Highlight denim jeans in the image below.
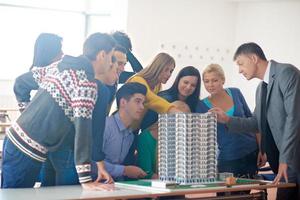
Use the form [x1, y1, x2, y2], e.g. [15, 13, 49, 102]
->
[40, 149, 79, 186]
[217, 150, 258, 196]
[217, 150, 258, 178]
[1, 137, 42, 188]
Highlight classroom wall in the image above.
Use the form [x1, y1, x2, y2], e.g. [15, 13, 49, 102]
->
[232, 1, 300, 107]
[127, 0, 300, 110]
[0, 79, 19, 120]
[127, 0, 237, 97]
[1, 0, 300, 111]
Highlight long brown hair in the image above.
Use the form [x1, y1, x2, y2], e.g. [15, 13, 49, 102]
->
[136, 52, 175, 88]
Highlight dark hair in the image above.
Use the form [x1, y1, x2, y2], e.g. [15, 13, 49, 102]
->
[141, 66, 200, 130]
[162, 66, 201, 112]
[233, 42, 267, 61]
[31, 33, 62, 69]
[116, 82, 147, 108]
[114, 45, 127, 54]
[111, 31, 132, 51]
[83, 32, 116, 61]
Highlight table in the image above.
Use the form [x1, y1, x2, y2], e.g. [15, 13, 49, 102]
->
[0, 185, 160, 200]
[0, 123, 11, 128]
[0, 108, 14, 134]
[0, 108, 16, 154]
[0, 179, 295, 200]
[0, 108, 18, 112]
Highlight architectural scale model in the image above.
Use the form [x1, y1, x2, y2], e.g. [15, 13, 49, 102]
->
[158, 113, 217, 185]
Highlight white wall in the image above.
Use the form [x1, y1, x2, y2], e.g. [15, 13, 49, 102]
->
[233, 1, 300, 107]
[127, 0, 300, 110]
[127, 0, 237, 97]
[1, 0, 300, 110]
[0, 79, 19, 120]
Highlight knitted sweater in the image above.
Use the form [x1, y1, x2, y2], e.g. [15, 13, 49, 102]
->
[8, 55, 97, 183]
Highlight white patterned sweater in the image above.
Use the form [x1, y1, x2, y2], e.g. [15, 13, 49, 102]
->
[7, 55, 97, 183]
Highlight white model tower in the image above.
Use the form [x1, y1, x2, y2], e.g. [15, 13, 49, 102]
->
[158, 113, 217, 184]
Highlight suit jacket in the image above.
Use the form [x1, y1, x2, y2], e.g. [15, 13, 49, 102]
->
[227, 60, 300, 173]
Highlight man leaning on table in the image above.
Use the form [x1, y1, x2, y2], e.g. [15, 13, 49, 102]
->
[210, 42, 300, 200]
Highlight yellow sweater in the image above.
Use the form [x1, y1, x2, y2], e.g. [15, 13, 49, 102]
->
[127, 75, 173, 113]
[126, 75, 174, 130]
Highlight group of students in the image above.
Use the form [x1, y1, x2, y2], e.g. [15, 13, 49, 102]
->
[1, 31, 299, 200]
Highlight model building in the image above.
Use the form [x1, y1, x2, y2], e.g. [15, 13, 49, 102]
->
[158, 113, 217, 185]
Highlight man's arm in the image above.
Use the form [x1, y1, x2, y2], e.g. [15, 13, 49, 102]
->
[119, 71, 135, 84]
[92, 81, 109, 162]
[14, 64, 58, 111]
[72, 81, 98, 185]
[210, 107, 259, 133]
[104, 161, 146, 179]
[73, 117, 93, 184]
[227, 116, 258, 133]
[273, 67, 300, 184]
[74, 107, 114, 190]
[127, 51, 143, 72]
[118, 51, 143, 83]
[103, 161, 125, 179]
[278, 68, 300, 165]
[255, 133, 267, 167]
[102, 130, 146, 179]
[92, 82, 113, 183]
[14, 71, 38, 109]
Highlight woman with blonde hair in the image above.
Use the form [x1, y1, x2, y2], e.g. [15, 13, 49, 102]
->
[196, 64, 266, 183]
[127, 52, 180, 128]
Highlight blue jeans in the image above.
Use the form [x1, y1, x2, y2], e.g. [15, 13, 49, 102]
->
[217, 150, 258, 196]
[40, 149, 79, 186]
[217, 150, 258, 178]
[1, 137, 42, 188]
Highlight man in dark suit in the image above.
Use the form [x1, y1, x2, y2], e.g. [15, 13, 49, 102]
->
[211, 42, 300, 200]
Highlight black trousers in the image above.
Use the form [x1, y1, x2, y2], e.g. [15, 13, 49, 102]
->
[264, 125, 299, 200]
[264, 127, 279, 174]
[276, 167, 300, 200]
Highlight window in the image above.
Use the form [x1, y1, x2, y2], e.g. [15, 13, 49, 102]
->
[0, 5, 84, 79]
[0, 0, 127, 80]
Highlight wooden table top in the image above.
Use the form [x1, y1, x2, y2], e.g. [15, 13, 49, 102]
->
[0, 179, 296, 200]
